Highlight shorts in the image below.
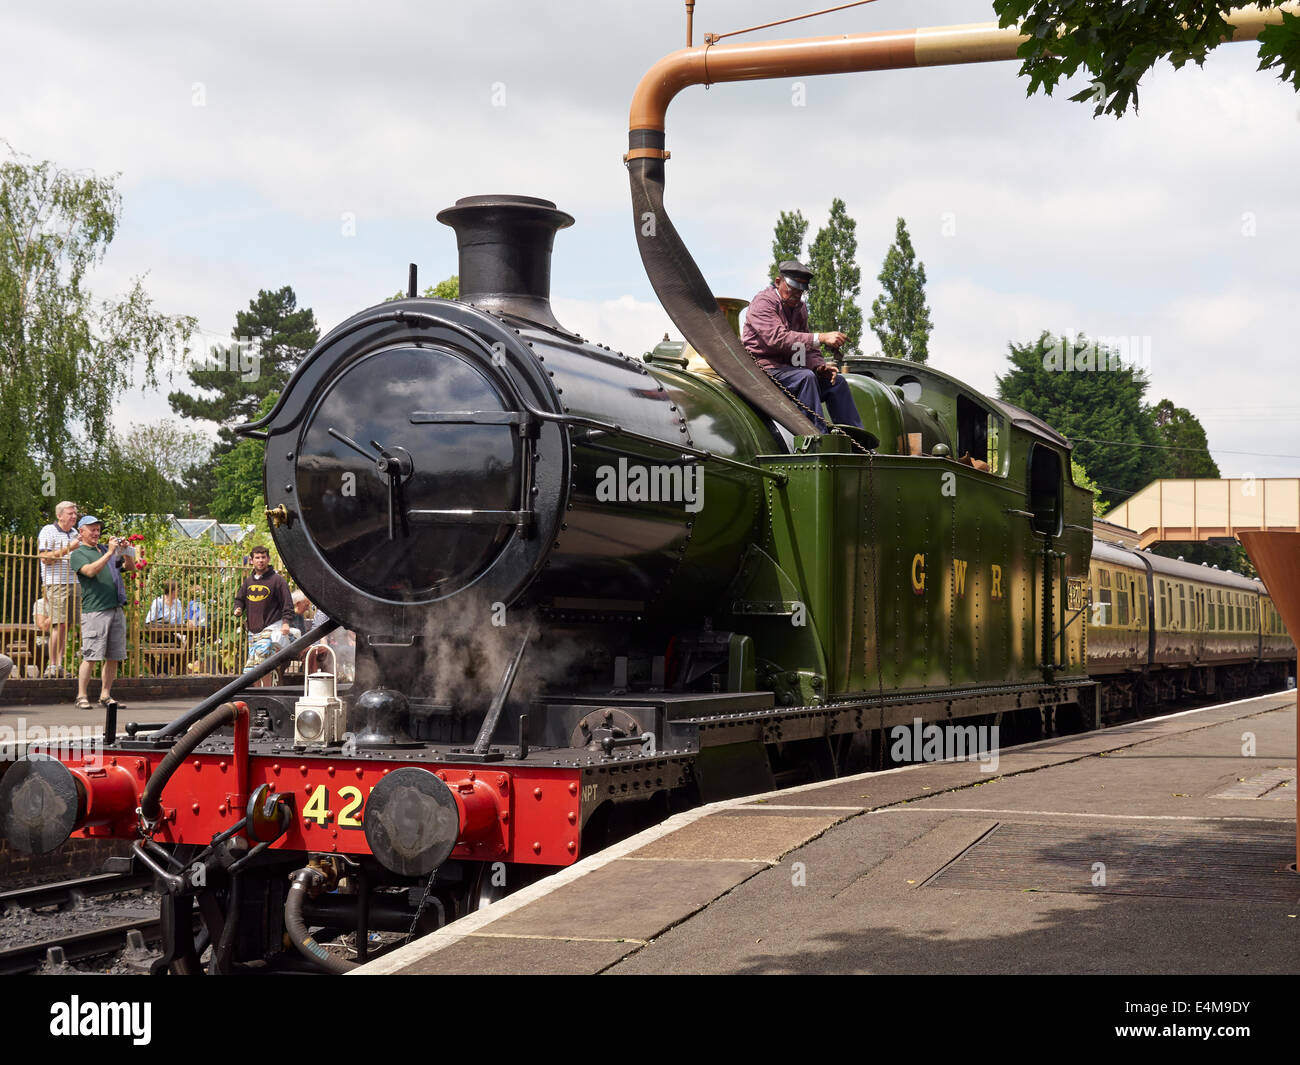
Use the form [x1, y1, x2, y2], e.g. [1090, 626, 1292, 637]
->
[242, 627, 301, 674]
[81, 608, 126, 661]
[44, 583, 80, 623]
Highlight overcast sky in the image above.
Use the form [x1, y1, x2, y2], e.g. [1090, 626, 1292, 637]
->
[4, 0, 1298, 485]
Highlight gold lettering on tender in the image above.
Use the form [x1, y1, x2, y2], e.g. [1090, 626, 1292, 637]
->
[991, 564, 1003, 600]
[911, 553, 926, 595]
[953, 558, 968, 596]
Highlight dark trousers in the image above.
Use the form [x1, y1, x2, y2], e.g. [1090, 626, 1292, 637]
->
[766, 366, 864, 433]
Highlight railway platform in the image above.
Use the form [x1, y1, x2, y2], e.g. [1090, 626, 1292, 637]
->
[358, 690, 1299, 976]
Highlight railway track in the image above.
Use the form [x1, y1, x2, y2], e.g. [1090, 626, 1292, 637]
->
[0, 871, 160, 975]
[0, 916, 164, 976]
[0, 872, 153, 913]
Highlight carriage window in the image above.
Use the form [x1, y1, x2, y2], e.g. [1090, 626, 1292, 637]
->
[1218, 590, 1225, 630]
[1178, 585, 1187, 629]
[1117, 582, 1129, 626]
[1158, 580, 1166, 628]
[1134, 580, 1145, 624]
[1095, 570, 1112, 625]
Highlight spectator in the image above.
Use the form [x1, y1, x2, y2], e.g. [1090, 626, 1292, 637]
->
[233, 545, 294, 688]
[145, 580, 185, 624]
[36, 500, 81, 677]
[68, 516, 128, 712]
[185, 584, 207, 627]
[33, 596, 51, 662]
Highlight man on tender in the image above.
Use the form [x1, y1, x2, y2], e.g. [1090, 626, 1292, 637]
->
[742, 260, 863, 433]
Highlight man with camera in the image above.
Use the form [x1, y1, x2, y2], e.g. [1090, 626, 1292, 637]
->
[68, 516, 129, 712]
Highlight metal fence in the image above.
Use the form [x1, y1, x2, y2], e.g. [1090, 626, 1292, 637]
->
[0, 533, 249, 679]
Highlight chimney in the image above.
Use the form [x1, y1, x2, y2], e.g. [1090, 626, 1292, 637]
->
[435, 194, 574, 331]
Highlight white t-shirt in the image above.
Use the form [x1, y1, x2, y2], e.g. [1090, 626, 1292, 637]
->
[37, 523, 78, 585]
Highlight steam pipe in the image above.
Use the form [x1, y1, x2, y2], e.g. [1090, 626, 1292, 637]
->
[626, 7, 1294, 438]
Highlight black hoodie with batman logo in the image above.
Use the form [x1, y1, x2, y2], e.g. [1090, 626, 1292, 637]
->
[233, 565, 294, 633]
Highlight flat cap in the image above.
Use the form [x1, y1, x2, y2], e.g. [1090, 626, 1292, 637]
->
[778, 259, 812, 290]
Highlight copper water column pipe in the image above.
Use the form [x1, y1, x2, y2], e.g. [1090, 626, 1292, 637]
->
[625, 6, 1296, 437]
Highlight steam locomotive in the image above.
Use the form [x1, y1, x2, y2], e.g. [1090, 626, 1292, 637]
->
[0, 193, 1291, 974]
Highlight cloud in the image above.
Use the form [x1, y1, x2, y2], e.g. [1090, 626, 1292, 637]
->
[3, 0, 1294, 483]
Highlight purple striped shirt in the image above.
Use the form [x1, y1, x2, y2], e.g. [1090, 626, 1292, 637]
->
[742, 283, 827, 371]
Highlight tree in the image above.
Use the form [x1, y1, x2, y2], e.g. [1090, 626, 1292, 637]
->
[869, 217, 933, 363]
[992, 1, 1300, 118]
[211, 437, 267, 522]
[211, 393, 276, 522]
[59, 440, 172, 519]
[768, 210, 809, 281]
[1071, 456, 1107, 517]
[57, 428, 195, 520]
[0, 144, 193, 533]
[122, 424, 212, 484]
[1151, 399, 1220, 479]
[807, 198, 864, 354]
[427, 275, 458, 300]
[169, 286, 318, 453]
[388, 275, 459, 301]
[996, 331, 1165, 508]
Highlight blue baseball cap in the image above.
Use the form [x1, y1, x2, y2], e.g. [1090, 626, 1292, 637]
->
[76, 515, 102, 528]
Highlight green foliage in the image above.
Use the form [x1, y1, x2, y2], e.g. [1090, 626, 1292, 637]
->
[768, 211, 809, 282]
[428, 275, 459, 300]
[168, 286, 317, 452]
[123, 423, 211, 483]
[211, 438, 266, 522]
[60, 438, 180, 519]
[807, 198, 864, 354]
[0, 143, 193, 533]
[992, 1, 1300, 118]
[387, 275, 459, 301]
[1070, 456, 1107, 517]
[996, 331, 1165, 507]
[869, 217, 933, 363]
[211, 392, 275, 522]
[1151, 399, 1220, 479]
